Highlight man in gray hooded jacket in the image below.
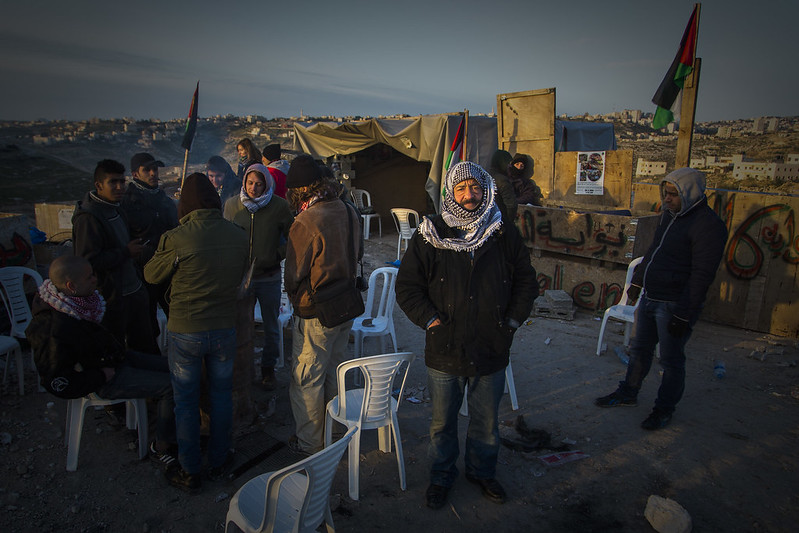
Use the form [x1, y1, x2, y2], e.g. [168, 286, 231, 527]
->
[595, 167, 727, 430]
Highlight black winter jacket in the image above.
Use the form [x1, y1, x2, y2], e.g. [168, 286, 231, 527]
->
[396, 215, 537, 376]
[26, 298, 125, 399]
[631, 170, 727, 322]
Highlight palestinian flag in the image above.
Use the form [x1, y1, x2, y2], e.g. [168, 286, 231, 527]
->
[651, 6, 698, 130]
[445, 114, 464, 171]
[181, 82, 199, 151]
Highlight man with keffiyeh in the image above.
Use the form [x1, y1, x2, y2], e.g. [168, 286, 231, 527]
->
[396, 161, 537, 510]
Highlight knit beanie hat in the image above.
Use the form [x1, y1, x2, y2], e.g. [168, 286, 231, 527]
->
[490, 149, 512, 171]
[286, 155, 322, 189]
[178, 173, 222, 219]
[262, 143, 281, 161]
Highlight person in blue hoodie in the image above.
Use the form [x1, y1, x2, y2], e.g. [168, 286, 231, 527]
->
[595, 167, 728, 430]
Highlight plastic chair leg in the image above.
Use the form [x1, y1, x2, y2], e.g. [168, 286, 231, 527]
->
[391, 414, 407, 491]
[506, 361, 518, 411]
[377, 425, 391, 453]
[596, 314, 610, 355]
[348, 429, 362, 500]
[66, 398, 87, 471]
[362, 216, 371, 240]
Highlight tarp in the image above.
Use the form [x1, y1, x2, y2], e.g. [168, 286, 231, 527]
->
[555, 120, 617, 152]
[293, 114, 498, 211]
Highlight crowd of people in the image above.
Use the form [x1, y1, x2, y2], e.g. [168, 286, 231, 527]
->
[25, 139, 725, 509]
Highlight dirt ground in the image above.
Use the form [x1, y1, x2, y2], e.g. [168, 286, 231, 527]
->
[2, 233, 798, 533]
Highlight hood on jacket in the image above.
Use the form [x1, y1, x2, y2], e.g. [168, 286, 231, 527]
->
[178, 173, 222, 219]
[661, 167, 706, 216]
[490, 149, 512, 172]
[268, 159, 291, 175]
[244, 163, 275, 192]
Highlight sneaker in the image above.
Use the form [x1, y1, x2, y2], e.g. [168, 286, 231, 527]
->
[594, 391, 638, 408]
[641, 407, 672, 430]
[165, 466, 201, 494]
[149, 441, 178, 470]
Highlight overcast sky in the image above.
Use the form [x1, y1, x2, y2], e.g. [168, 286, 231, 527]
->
[0, 0, 795, 123]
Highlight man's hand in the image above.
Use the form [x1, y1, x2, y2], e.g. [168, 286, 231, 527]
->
[126, 238, 147, 257]
[667, 315, 689, 337]
[626, 284, 641, 304]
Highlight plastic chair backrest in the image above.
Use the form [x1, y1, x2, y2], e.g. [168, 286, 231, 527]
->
[259, 426, 356, 532]
[361, 267, 397, 322]
[618, 257, 644, 307]
[390, 208, 419, 238]
[335, 352, 414, 424]
[0, 267, 44, 338]
[350, 188, 373, 210]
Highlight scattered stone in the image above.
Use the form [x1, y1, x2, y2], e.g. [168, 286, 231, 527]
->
[16, 465, 27, 475]
[748, 350, 766, 362]
[214, 492, 228, 503]
[0, 432, 12, 445]
[645, 495, 692, 533]
[544, 337, 552, 345]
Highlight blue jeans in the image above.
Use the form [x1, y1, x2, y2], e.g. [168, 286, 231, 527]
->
[252, 274, 281, 372]
[620, 295, 695, 412]
[167, 328, 236, 474]
[97, 350, 175, 445]
[427, 367, 506, 487]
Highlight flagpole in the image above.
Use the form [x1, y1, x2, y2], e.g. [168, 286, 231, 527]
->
[463, 109, 469, 161]
[179, 149, 189, 194]
[675, 3, 701, 168]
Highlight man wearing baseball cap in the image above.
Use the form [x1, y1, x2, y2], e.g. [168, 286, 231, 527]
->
[122, 152, 178, 342]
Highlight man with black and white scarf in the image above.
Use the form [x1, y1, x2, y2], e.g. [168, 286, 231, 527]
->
[396, 161, 537, 510]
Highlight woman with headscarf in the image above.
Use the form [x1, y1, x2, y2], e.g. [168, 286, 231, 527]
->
[223, 164, 294, 390]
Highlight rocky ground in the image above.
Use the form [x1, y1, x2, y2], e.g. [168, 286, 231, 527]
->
[2, 234, 799, 533]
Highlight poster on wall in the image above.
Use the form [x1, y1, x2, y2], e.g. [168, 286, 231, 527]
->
[576, 151, 605, 195]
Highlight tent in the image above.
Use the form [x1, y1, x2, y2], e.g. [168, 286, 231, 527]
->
[293, 114, 498, 212]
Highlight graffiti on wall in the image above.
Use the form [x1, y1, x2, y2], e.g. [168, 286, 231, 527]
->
[725, 202, 799, 279]
[535, 264, 625, 312]
[0, 232, 33, 267]
[519, 208, 629, 259]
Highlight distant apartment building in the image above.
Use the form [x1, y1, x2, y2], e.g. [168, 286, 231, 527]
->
[690, 157, 706, 168]
[752, 117, 767, 133]
[766, 117, 778, 132]
[787, 154, 799, 164]
[32, 135, 52, 145]
[733, 161, 799, 181]
[636, 159, 667, 177]
[716, 126, 732, 138]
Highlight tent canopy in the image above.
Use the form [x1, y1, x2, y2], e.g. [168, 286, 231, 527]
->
[554, 120, 617, 152]
[293, 114, 498, 211]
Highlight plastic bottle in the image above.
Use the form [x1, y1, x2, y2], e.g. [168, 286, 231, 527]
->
[713, 361, 726, 379]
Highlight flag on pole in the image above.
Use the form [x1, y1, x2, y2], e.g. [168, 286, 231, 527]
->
[651, 6, 698, 130]
[445, 114, 465, 171]
[181, 82, 199, 151]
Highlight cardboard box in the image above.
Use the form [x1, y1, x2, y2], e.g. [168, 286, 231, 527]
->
[34, 202, 75, 243]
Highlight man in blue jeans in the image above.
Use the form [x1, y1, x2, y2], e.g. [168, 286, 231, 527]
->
[145, 173, 248, 493]
[396, 162, 536, 509]
[595, 167, 727, 430]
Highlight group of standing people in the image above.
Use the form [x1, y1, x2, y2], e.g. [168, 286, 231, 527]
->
[27, 137, 725, 509]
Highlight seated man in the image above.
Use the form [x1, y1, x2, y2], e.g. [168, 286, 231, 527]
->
[26, 255, 177, 468]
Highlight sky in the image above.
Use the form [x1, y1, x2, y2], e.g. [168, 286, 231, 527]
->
[0, 0, 796, 123]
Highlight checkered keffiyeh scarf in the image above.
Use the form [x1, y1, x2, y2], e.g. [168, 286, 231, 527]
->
[38, 279, 106, 323]
[419, 161, 503, 252]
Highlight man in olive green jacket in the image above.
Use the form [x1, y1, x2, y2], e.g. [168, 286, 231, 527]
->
[144, 173, 248, 494]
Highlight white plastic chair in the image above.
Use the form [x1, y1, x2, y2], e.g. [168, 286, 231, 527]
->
[225, 426, 357, 533]
[350, 267, 398, 361]
[390, 208, 419, 261]
[64, 394, 148, 471]
[0, 266, 45, 393]
[596, 257, 644, 356]
[324, 352, 415, 501]
[1, 335, 24, 395]
[350, 188, 382, 240]
[156, 306, 168, 352]
[459, 360, 518, 416]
